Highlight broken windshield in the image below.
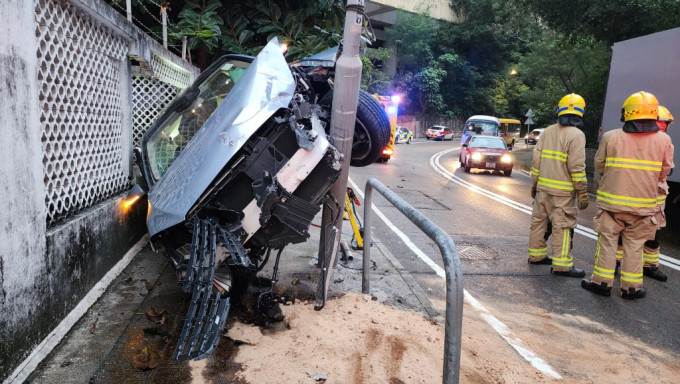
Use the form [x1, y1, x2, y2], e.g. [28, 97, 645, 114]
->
[145, 59, 250, 180]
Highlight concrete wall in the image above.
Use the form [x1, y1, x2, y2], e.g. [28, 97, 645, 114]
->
[0, 1, 49, 377]
[0, 0, 197, 380]
[367, 0, 460, 22]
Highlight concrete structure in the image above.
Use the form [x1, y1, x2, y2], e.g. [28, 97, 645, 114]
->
[0, 0, 197, 380]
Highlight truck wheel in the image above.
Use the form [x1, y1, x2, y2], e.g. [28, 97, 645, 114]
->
[319, 89, 390, 167]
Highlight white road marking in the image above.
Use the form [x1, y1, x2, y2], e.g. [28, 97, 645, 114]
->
[347, 177, 562, 379]
[432, 147, 680, 271]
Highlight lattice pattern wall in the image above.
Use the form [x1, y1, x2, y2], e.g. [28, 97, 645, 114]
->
[150, 53, 194, 89]
[131, 75, 179, 147]
[36, 0, 129, 226]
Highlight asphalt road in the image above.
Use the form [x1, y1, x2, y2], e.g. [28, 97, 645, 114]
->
[347, 139, 680, 356]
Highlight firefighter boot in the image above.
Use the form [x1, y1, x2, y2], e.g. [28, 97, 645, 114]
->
[621, 287, 646, 300]
[643, 266, 667, 282]
[581, 279, 612, 297]
[528, 257, 552, 265]
[551, 267, 585, 278]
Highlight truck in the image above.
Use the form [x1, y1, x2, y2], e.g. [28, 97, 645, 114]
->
[601, 27, 680, 204]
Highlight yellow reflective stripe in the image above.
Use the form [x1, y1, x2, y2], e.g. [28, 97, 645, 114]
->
[621, 271, 643, 283]
[531, 167, 539, 176]
[643, 252, 659, 263]
[541, 154, 567, 162]
[607, 157, 662, 166]
[538, 177, 574, 191]
[616, 249, 623, 261]
[529, 248, 547, 256]
[605, 157, 662, 171]
[596, 190, 657, 208]
[594, 266, 615, 279]
[553, 229, 573, 266]
[657, 195, 667, 205]
[593, 235, 615, 280]
[571, 172, 586, 181]
[541, 149, 568, 162]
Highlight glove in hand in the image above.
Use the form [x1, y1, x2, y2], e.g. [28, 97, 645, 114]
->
[577, 189, 589, 210]
[531, 183, 537, 199]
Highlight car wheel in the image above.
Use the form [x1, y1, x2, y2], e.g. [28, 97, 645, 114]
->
[503, 169, 512, 177]
[426, 137, 431, 140]
[320, 89, 390, 167]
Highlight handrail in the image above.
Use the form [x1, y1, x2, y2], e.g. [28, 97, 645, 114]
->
[362, 178, 463, 384]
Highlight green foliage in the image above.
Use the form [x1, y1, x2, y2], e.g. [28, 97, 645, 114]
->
[218, 0, 344, 60]
[523, 0, 680, 45]
[174, 0, 223, 52]
[361, 47, 391, 94]
[518, 34, 610, 137]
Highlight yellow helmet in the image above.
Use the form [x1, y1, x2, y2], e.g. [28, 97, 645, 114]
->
[557, 93, 586, 117]
[658, 105, 674, 122]
[621, 91, 659, 121]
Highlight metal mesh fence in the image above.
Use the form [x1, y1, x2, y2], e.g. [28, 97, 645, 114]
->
[131, 74, 179, 147]
[36, 0, 129, 227]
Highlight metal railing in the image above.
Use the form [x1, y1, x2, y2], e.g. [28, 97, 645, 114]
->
[362, 178, 464, 384]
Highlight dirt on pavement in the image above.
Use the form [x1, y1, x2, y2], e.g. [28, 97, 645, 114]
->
[223, 293, 680, 384]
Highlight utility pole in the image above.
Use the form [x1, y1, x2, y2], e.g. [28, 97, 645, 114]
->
[315, 0, 364, 309]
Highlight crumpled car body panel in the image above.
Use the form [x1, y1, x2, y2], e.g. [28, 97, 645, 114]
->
[145, 40, 295, 237]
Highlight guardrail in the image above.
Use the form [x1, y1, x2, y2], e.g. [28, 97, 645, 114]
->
[362, 178, 464, 384]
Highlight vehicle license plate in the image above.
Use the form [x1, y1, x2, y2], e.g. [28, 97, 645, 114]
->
[486, 162, 496, 168]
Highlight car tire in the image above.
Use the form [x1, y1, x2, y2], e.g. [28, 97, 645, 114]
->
[426, 137, 431, 140]
[319, 89, 390, 167]
[503, 169, 512, 177]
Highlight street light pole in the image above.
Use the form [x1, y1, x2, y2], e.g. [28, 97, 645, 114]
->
[315, 0, 364, 309]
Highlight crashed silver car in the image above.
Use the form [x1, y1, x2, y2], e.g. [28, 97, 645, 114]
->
[134, 39, 389, 361]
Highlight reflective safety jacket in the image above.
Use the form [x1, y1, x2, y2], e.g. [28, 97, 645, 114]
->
[531, 123, 587, 197]
[595, 129, 674, 215]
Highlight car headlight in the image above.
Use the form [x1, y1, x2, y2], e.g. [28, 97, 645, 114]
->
[471, 152, 482, 161]
[501, 154, 512, 163]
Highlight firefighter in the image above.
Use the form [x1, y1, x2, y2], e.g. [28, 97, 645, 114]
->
[613, 105, 674, 282]
[582, 92, 674, 299]
[528, 93, 589, 278]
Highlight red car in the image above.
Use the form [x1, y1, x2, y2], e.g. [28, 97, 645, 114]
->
[460, 135, 514, 176]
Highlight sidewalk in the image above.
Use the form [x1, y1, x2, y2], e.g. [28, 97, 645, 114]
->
[25, 219, 441, 383]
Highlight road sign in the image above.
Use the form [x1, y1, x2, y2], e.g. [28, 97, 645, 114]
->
[525, 117, 534, 125]
[525, 109, 534, 117]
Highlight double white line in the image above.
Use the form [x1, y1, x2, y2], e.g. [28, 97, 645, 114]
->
[431, 147, 680, 271]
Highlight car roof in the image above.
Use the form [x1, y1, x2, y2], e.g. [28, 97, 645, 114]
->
[430, 125, 446, 129]
[466, 115, 500, 124]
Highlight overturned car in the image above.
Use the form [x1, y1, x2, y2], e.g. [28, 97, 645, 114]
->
[134, 40, 389, 361]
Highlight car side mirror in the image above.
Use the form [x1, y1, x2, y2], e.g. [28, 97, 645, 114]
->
[462, 143, 468, 147]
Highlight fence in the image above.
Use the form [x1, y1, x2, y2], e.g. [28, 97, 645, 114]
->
[1, 0, 198, 380]
[362, 178, 464, 384]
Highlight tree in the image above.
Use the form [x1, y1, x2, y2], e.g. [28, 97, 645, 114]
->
[105, 0, 346, 69]
[523, 0, 680, 45]
[517, 34, 610, 143]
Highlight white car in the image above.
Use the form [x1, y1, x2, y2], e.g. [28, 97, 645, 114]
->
[425, 125, 454, 140]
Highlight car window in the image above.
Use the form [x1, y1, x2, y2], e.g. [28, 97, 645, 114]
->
[530, 130, 542, 135]
[465, 121, 497, 135]
[469, 137, 506, 149]
[145, 59, 250, 180]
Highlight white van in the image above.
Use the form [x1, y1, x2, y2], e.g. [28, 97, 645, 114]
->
[461, 115, 500, 146]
